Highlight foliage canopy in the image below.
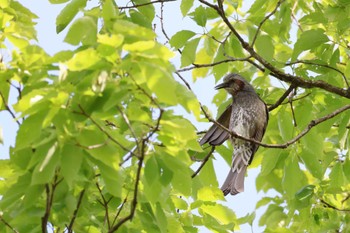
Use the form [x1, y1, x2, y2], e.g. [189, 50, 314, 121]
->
[1, 0, 350, 232]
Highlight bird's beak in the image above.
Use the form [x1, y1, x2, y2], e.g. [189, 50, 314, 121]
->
[215, 82, 229, 90]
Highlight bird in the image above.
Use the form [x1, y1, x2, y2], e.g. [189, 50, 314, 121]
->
[200, 73, 269, 196]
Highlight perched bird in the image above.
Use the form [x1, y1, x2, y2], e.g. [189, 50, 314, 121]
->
[200, 74, 269, 196]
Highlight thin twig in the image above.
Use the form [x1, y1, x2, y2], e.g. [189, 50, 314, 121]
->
[204, 104, 350, 149]
[96, 182, 112, 229]
[251, 0, 285, 47]
[0, 91, 20, 125]
[119, 146, 138, 166]
[177, 57, 251, 73]
[191, 146, 216, 178]
[0, 215, 18, 233]
[199, 0, 350, 99]
[41, 174, 61, 233]
[288, 88, 297, 127]
[117, 106, 140, 155]
[268, 84, 296, 111]
[109, 102, 163, 232]
[320, 199, 350, 212]
[112, 194, 129, 227]
[108, 141, 145, 233]
[76, 105, 137, 158]
[67, 189, 85, 233]
[159, 2, 171, 42]
[285, 60, 349, 88]
[291, 1, 303, 32]
[118, 0, 176, 10]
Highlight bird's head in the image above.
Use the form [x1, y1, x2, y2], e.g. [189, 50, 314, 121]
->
[215, 73, 255, 95]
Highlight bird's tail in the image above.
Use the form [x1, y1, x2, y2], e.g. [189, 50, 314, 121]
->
[221, 145, 251, 195]
[221, 165, 247, 196]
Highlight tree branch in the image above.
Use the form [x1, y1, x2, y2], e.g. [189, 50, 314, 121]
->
[251, 0, 285, 47]
[117, 106, 141, 155]
[109, 102, 163, 232]
[41, 174, 62, 233]
[191, 146, 216, 178]
[0, 91, 21, 126]
[67, 189, 85, 233]
[285, 60, 350, 88]
[0, 215, 18, 233]
[320, 198, 350, 212]
[176, 57, 251, 73]
[268, 84, 296, 111]
[108, 141, 145, 233]
[76, 105, 137, 158]
[118, 0, 176, 10]
[199, 0, 350, 99]
[96, 182, 112, 229]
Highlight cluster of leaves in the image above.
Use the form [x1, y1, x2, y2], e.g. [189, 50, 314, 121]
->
[1, 0, 350, 232]
[172, 0, 350, 232]
[0, 0, 236, 232]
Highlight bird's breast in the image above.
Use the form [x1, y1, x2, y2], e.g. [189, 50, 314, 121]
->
[230, 107, 254, 138]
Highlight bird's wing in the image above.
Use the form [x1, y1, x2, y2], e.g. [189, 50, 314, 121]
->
[251, 102, 269, 155]
[199, 104, 232, 146]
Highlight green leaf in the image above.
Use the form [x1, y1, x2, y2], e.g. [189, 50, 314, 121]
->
[282, 155, 305, 199]
[199, 203, 237, 226]
[277, 107, 294, 141]
[32, 142, 60, 185]
[155, 202, 168, 233]
[292, 29, 329, 60]
[56, 0, 87, 33]
[102, 0, 117, 23]
[259, 204, 286, 228]
[295, 185, 315, 201]
[64, 16, 97, 45]
[66, 48, 100, 71]
[300, 131, 324, 179]
[97, 33, 124, 47]
[169, 30, 196, 49]
[60, 145, 84, 188]
[0, 0, 9, 8]
[197, 186, 224, 201]
[95, 160, 123, 197]
[191, 5, 207, 27]
[144, 155, 159, 185]
[159, 151, 192, 196]
[181, 38, 200, 67]
[260, 149, 282, 176]
[132, 0, 155, 21]
[0, 173, 31, 209]
[328, 162, 346, 192]
[181, 0, 194, 16]
[255, 35, 274, 62]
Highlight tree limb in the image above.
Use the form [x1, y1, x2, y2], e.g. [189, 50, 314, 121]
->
[67, 189, 85, 233]
[320, 198, 350, 212]
[109, 104, 163, 232]
[76, 105, 137, 158]
[0, 215, 18, 233]
[285, 60, 349, 87]
[206, 104, 350, 149]
[41, 174, 62, 233]
[191, 146, 216, 178]
[199, 0, 350, 99]
[268, 84, 296, 111]
[251, 0, 285, 47]
[0, 91, 21, 126]
[118, 0, 176, 10]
